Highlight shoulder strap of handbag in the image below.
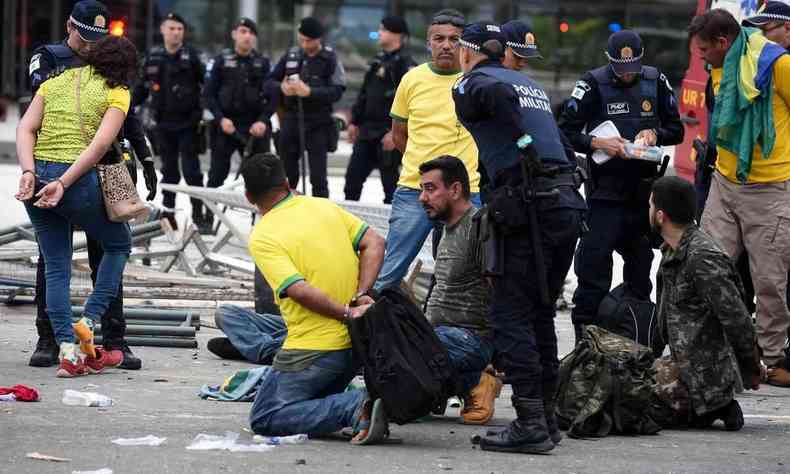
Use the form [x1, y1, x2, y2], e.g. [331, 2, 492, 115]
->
[75, 67, 124, 159]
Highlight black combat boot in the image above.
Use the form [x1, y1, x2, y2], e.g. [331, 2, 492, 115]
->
[478, 396, 554, 454]
[691, 400, 743, 431]
[101, 312, 141, 370]
[29, 319, 59, 367]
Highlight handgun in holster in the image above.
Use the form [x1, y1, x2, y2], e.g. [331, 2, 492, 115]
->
[472, 206, 504, 277]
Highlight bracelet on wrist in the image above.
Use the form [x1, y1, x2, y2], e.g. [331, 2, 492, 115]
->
[22, 169, 34, 176]
[56, 178, 67, 190]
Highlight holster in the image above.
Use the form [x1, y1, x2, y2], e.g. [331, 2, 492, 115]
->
[472, 206, 504, 277]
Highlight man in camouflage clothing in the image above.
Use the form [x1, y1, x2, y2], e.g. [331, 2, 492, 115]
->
[650, 176, 762, 430]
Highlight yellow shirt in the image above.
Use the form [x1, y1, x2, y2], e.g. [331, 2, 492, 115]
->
[34, 65, 130, 164]
[248, 194, 369, 351]
[711, 55, 790, 183]
[390, 63, 480, 191]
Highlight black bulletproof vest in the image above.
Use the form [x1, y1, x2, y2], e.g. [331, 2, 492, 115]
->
[217, 49, 267, 119]
[466, 66, 568, 179]
[282, 46, 337, 118]
[143, 46, 201, 119]
[586, 66, 661, 199]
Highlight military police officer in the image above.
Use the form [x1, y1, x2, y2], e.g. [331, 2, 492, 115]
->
[268, 17, 346, 198]
[134, 12, 204, 230]
[453, 22, 586, 454]
[558, 30, 683, 342]
[27, 0, 155, 370]
[500, 20, 543, 71]
[204, 18, 273, 232]
[343, 15, 415, 204]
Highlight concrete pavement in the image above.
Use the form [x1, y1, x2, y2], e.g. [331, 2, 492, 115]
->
[1, 303, 789, 474]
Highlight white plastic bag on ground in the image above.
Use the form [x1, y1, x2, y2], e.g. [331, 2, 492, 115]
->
[186, 432, 274, 453]
[111, 435, 166, 446]
[72, 469, 113, 474]
[62, 390, 113, 407]
[252, 434, 308, 445]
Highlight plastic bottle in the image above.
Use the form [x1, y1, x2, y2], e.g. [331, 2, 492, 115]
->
[62, 389, 113, 407]
[624, 142, 662, 163]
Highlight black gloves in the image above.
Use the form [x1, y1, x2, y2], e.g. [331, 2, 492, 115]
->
[141, 158, 157, 201]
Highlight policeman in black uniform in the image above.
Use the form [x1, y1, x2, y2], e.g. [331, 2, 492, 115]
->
[558, 30, 683, 342]
[452, 22, 586, 454]
[268, 17, 346, 198]
[204, 18, 272, 231]
[500, 20, 543, 71]
[134, 12, 205, 230]
[343, 15, 415, 204]
[26, 0, 156, 370]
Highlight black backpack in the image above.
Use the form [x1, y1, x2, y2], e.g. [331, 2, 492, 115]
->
[350, 287, 460, 425]
[597, 283, 666, 357]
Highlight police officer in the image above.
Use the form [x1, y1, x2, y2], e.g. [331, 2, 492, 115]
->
[501, 20, 543, 71]
[453, 22, 586, 454]
[134, 12, 205, 230]
[26, 0, 156, 370]
[343, 15, 415, 204]
[268, 17, 346, 198]
[204, 18, 272, 232]
[558, 30, 683, 342]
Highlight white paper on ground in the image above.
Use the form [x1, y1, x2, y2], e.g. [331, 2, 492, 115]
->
[186, 432, 274, 453]
[72, 469, 113, 474]
[589, 120, 621, 165]
[111, 435, 167, 446]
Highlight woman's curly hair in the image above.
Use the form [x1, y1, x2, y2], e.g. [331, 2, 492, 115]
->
[83, 35, 138, 89]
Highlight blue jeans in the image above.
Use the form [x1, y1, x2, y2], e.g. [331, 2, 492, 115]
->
[215, 304, 287, 363]
[375, 187, 481, 290]
[24, 160, 131, 344]
[434, 326, 494, 396]
[249, 349, 366, 436]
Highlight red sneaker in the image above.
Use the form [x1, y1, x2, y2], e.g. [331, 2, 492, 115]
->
[56, 357, 89, 378]
[84, 347, 124, 374]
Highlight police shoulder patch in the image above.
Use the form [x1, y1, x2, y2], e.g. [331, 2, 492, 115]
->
[571, 80, 590, 100]
[29, 54, 41, 76]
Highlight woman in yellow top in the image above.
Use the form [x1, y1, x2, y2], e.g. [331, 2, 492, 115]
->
[15, 35, 138, 378]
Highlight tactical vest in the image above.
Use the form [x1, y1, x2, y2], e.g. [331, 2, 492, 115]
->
[43, 44, 84, 77]
[588, 65, 660, 141]
[359, 50, 404, 126]
[467, 66, 568, 179]
[282, 46, 338, 118]
[586, 66, 661, 200]
[217, 49, 267, 119]
[143, 46, 201, 119]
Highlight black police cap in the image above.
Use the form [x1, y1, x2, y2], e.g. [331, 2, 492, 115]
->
[606, 30, 643, 75]
[69, 0, 110, 42]
[460, 22, 506, 59]
[381, 15, 409, 35]
[299, 17, 324, 39]
[744, 1, 790, 26]
[501, 20, 542, 59]
[162, 12, 186, 27]
[235, 17, 258, 36]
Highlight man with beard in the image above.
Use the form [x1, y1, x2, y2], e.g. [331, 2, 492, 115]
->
[650, 176, 762, 430]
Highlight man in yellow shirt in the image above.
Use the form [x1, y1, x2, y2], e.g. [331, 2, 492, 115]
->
[375, 9, 480, 290]
[242, 153, 389, 442]
[689, 9, 790, 386]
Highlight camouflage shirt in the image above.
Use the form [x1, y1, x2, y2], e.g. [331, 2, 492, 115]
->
[426, 206, 491, 337]
[657, 226, 759, 415]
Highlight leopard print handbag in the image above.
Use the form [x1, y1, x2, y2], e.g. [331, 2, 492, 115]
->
[76, 69, 147, 222]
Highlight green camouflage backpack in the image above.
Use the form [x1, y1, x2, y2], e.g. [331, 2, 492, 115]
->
[555, 325, 661, 438]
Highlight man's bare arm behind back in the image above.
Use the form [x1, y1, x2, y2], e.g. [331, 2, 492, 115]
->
[391, 119, 408, 154]
[285, 228, 385, 320]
